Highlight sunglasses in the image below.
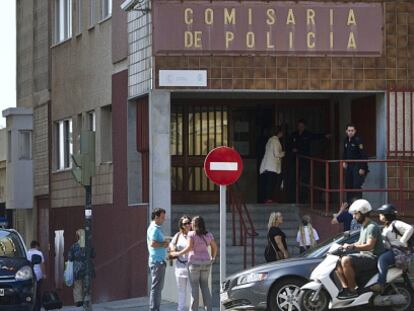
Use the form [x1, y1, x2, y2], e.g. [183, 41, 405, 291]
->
[182, 222, 191, 225]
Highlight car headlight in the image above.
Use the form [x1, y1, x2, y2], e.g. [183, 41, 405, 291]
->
[237, 272, 268, 285]
[15, 266, 33, 281]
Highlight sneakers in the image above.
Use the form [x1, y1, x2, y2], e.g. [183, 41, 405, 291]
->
[338, 288, 358, 300]
[370, 283, 385, 293]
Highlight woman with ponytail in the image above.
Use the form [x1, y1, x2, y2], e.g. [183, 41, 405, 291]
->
[296, 215, 320, 253]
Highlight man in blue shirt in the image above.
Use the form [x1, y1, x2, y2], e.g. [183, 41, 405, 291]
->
[147, 208, 169, 311]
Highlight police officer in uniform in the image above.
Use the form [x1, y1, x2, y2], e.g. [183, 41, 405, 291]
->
[343, 123, 368, 202]
[286, 119, 330, 202]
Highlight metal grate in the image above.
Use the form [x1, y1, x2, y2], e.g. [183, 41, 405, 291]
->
[387, 90, 414, 158]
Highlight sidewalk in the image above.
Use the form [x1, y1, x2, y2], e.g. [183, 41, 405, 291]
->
[60, 297, 221, 311]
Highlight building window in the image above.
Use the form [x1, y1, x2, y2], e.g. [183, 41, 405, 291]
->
[76, 0, 82, 34]
[55, 0, 72, 43]
[18, 131, 32, 160]
[89, 0, 95, 27]
[88, 111, 96, 132]
[101, 0, 112, 19]
[100, 106, 112, 162]
[56, 119, 73, 170]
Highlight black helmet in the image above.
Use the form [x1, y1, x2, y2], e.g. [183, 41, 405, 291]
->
[377, 204, 397, 216]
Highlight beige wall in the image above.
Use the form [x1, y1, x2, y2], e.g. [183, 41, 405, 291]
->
[50, 1, 116, 207]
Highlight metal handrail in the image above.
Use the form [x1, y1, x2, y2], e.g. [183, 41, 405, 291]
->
[228, 184, 258, 269]
[296, 156, 414, 215]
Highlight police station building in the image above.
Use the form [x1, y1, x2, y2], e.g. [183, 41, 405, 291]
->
[125, 0, 413, 214]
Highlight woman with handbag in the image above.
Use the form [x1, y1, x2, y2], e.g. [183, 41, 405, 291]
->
[371, 204, 414, 293]
[68, 229, 95, 307]
[169, 216, 192, 311]
[265, 212, 289, 262]
[171, 216, 218, 311]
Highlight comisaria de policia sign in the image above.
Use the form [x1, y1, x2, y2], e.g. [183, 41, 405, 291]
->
[153, 1, 383, 56]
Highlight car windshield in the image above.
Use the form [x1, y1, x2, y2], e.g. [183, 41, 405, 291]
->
[0, 231, 26, 258]
[299, 230, 360, 259]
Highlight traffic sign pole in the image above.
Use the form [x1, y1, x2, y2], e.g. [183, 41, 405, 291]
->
[203, 146, 243, 310]
[220, 185, 226, 293]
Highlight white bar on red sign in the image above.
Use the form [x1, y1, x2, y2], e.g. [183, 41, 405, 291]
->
[210, 162, 238, 171]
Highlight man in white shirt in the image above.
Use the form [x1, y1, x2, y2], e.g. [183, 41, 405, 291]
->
[27, 240, 46, 311]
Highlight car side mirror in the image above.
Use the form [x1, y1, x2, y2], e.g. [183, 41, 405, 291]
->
[31, 254, 41, 265]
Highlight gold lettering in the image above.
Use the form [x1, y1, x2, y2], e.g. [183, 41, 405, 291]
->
[307, 9, 315, 25]
[347, 9, 357, 26]
[225, 31, 234, 49]
[205, 8, 213, 25]
[330, 31, 334, 49]
[286, 9, 295, 25]
[184, 8, 193, 25]
[266, 9, 275, 25]
[289, 32, 293, 49]
[246, 32, 255, 48]
[307, 32, 315, 48]
[330, 9, 334, 26]
[248, 8, 253, 25]
[266, 32, 274, 48]
[224, 8, 236, 24]
[184, 31, 193, 47]
[347, 32, 356, 49]
[194, 31, 202, 48]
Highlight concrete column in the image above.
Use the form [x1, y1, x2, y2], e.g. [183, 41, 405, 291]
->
[149, 90, 171, 234]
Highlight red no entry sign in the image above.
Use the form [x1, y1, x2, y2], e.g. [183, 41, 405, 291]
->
[204, 146, 243, 186]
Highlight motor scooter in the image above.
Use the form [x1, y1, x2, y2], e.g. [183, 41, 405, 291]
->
[299, 243, 414, 311]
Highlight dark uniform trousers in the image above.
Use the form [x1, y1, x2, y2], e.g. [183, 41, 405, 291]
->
[345, 163, 366, 202]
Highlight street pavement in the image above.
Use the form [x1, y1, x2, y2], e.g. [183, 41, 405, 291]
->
[60, 297, 221, 311]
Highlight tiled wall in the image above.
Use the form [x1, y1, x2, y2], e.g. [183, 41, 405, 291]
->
[33, 103, 49, 196]
[154, 1, 414, 91]
[127, 1, 152, 97]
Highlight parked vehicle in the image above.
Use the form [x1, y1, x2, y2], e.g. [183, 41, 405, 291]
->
[300, 243, 414, 311]
[0, 228, 41, 311]
[220, 230, 359, 311]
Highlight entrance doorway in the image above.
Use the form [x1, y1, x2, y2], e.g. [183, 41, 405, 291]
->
[171, 97, 334, 204]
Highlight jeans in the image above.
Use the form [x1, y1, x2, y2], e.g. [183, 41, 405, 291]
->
[34, 279, 42, 311]
[377, 250, 395, 285]
[176, 275, 190, 311]
[188, 262, 212, 311]
[149, 261, 166, 311]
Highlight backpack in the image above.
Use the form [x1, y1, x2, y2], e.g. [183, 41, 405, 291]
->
[392, 222, 414, 252]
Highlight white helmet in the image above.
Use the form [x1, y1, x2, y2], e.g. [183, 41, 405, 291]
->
[349, 199, 372, 215]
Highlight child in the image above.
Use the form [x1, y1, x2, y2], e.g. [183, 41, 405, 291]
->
[296, 215, 319, 253]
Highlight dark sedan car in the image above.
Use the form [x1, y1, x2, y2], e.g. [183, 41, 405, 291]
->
[0, 229, 40, 311]
[221, 230, 360, 311]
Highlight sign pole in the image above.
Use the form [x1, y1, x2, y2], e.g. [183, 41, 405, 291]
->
[219, 185, 226, 294]
[203, 146, 243, 310]
[220, 186, 227, 284]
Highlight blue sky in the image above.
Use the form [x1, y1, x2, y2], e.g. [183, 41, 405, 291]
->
[0, 1, 16, 128]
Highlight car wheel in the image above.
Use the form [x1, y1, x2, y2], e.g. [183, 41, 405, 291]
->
[268, 277, 306, 311]
[300, 288, 329, 311]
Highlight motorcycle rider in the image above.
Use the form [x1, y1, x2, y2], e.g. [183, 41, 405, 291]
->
[370, 204, 414, 293]
[335, 199, 385, 299]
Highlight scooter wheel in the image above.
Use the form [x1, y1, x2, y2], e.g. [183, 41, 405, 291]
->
[300, 289, 329, 311]
[382, 282, 414, 311]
